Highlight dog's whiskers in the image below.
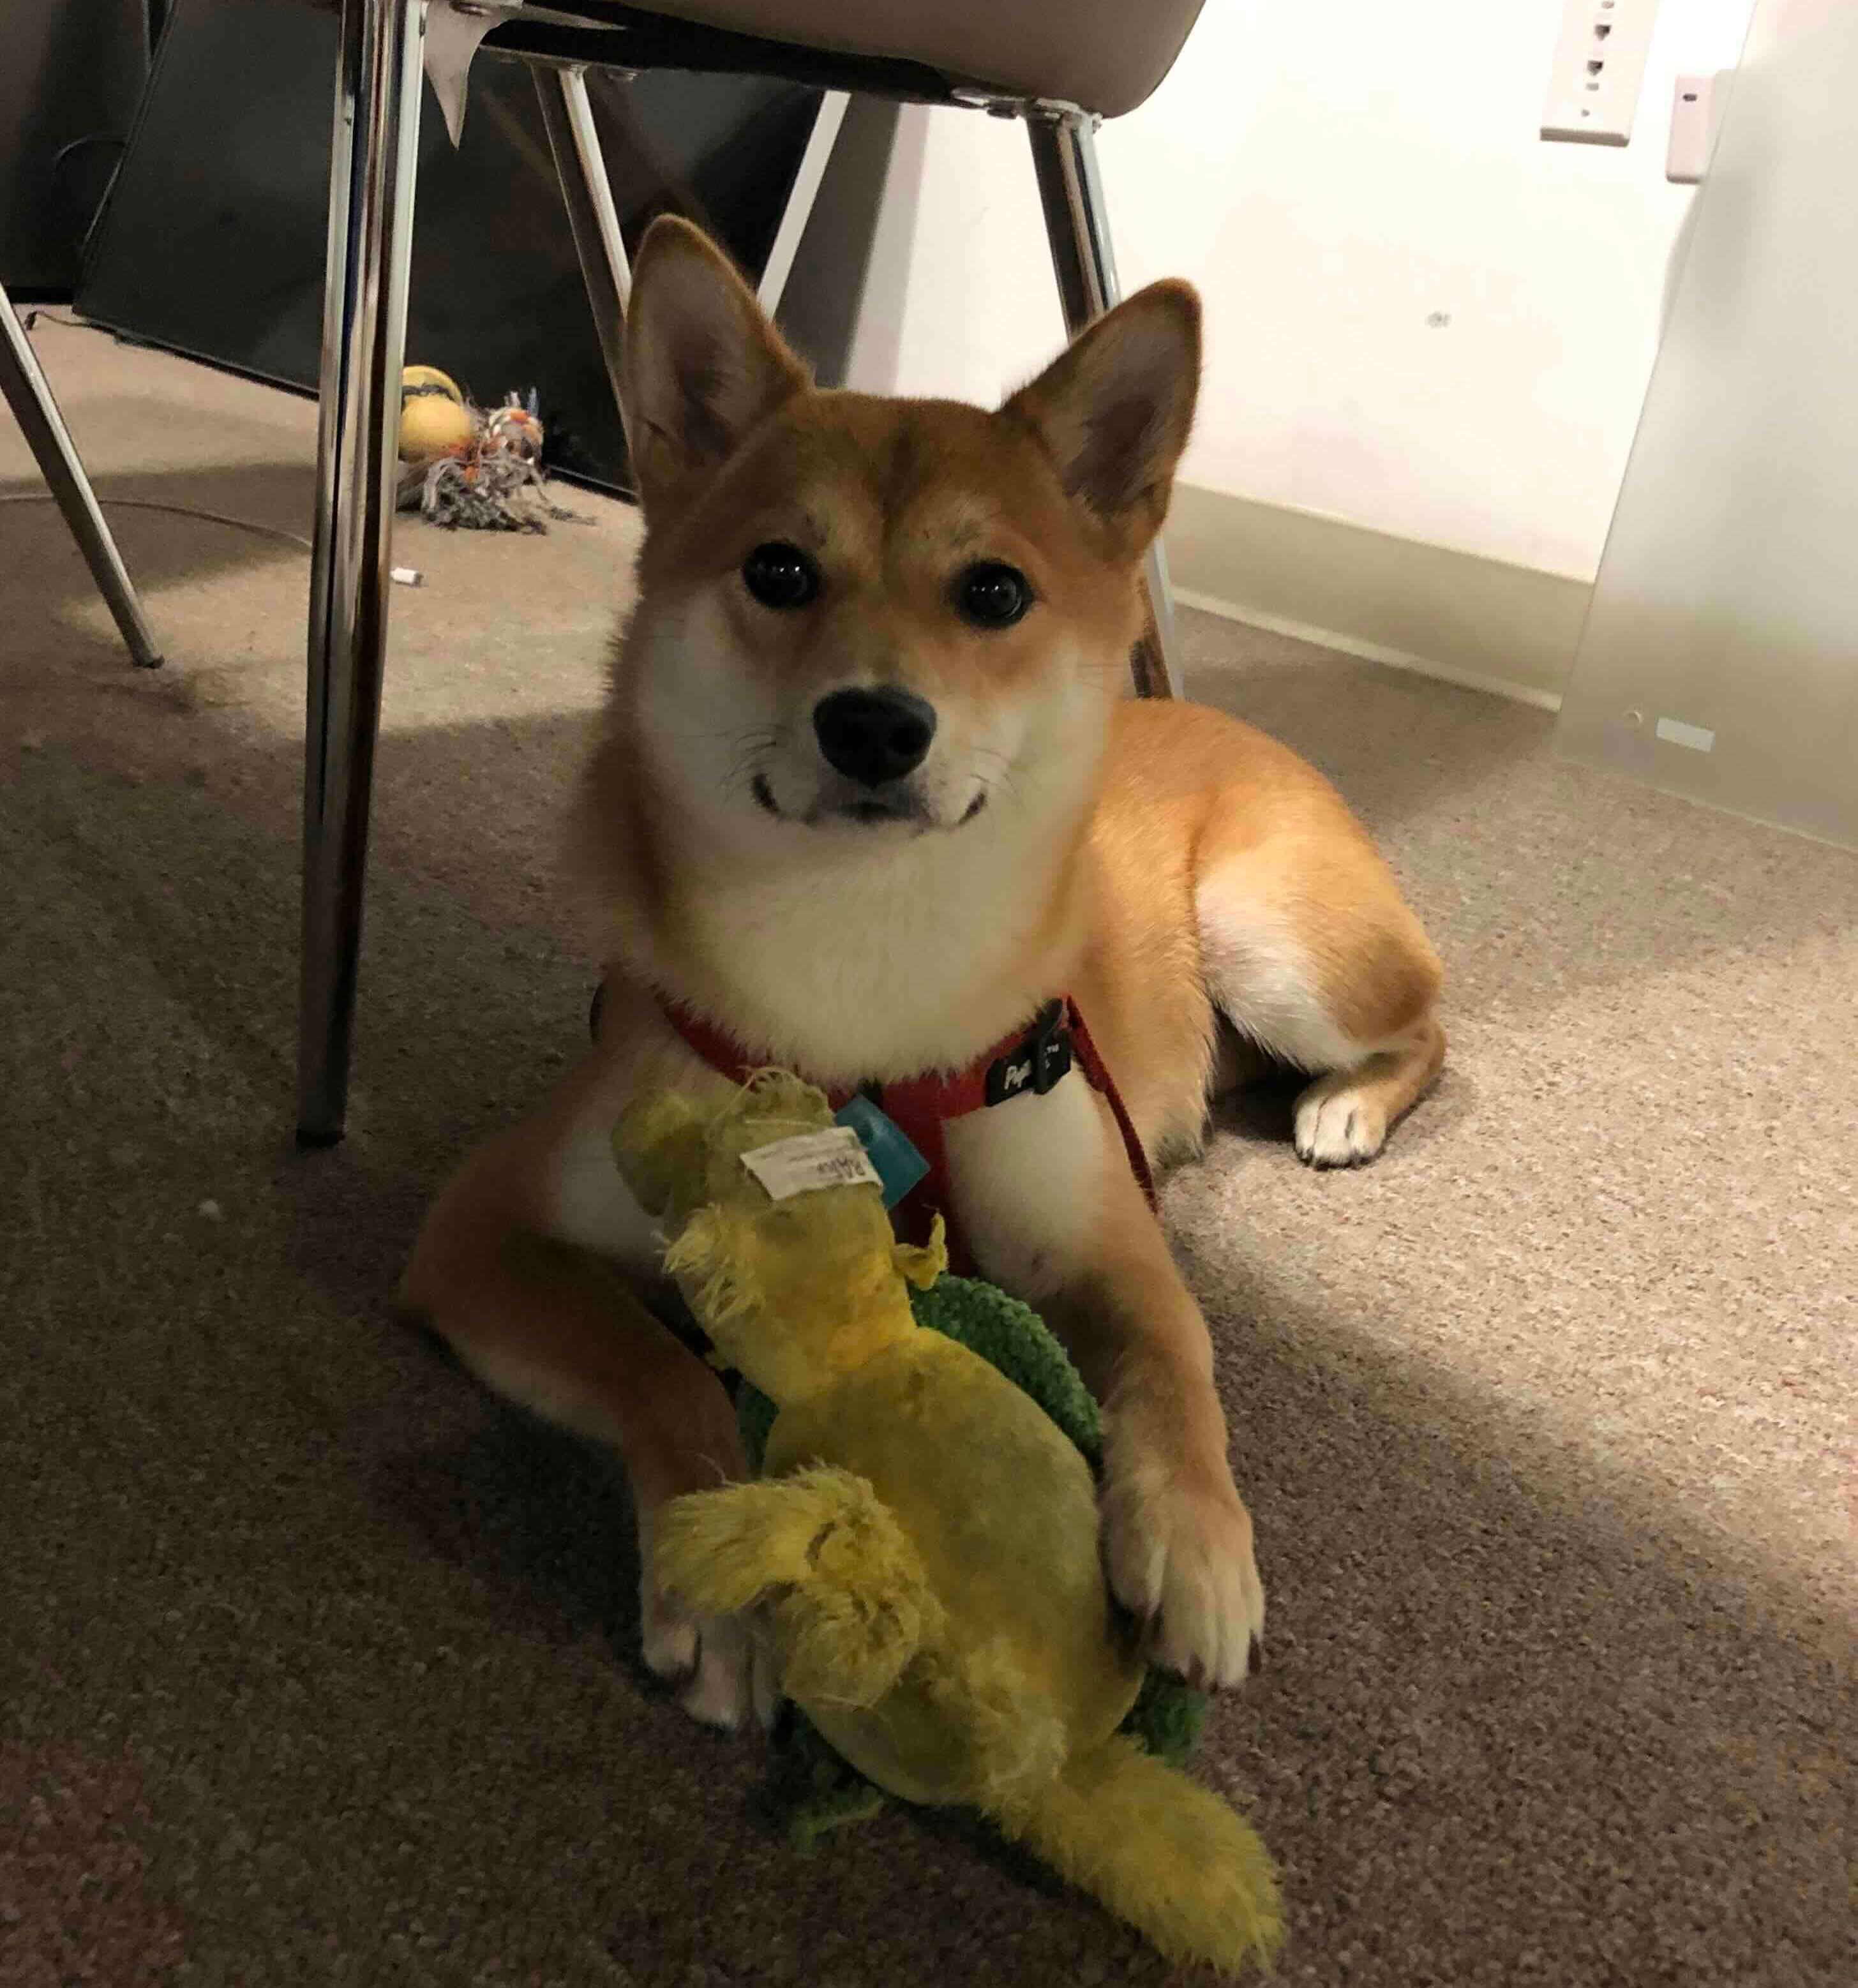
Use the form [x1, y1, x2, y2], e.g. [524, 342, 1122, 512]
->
[970, 747, 1023, 813]
[720, 728, 782, 800]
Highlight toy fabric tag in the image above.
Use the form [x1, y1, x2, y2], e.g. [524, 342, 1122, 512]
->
[740, 1126, 882, 1201]
[834, 1094, 931, 1210]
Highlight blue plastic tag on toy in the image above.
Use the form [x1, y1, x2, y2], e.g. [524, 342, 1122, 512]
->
[834, 1094, 929, 1209]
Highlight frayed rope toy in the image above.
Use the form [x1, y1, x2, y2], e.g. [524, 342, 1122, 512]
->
[396, 366, 587, 534]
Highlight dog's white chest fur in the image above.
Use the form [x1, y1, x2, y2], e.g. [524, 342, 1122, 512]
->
[679, 835, 1059, 1081]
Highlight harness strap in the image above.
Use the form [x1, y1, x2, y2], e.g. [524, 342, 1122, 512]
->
[660, 996, 1156, 1274]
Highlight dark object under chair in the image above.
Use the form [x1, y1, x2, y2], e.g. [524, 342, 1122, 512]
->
[77, 0, 844, 493]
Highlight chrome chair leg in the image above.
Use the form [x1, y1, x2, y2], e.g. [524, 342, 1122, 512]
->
[534, 65, 636, 455]
[0, 281, 163, 669]
[1026, 107, 1184, 700]
[755, 89, 850, 317]
[534, 66, 848, 463]
[297, 0, 428, 1147]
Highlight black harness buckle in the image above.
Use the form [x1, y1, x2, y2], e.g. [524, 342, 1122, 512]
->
[984, 999, 1073, 1107]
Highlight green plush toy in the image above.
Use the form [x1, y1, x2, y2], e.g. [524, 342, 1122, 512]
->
[613, 1072, 1282, 1977]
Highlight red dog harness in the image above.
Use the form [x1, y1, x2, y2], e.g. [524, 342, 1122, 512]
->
[662, 996, 1156, 1275]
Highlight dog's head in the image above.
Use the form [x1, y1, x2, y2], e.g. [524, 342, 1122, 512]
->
[604, 217, 1200, 865]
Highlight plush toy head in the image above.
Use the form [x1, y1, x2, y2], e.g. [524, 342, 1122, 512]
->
[613, 1071, 945, 1407]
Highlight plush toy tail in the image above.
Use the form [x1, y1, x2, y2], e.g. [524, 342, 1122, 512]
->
[991, 1734, 1284, 1978]
[650, 1466, 942, 1708]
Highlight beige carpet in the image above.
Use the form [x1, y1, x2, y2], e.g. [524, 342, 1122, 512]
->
[3, 317, 1853, 1987]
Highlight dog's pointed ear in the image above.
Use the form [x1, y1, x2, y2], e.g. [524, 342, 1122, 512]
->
[622, 216, 811, 517]
[1002, 280, 1201, 555]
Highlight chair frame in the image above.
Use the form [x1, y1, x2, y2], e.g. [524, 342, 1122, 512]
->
[299, 0, 1184, 1144]
[1, 281, 163, 670]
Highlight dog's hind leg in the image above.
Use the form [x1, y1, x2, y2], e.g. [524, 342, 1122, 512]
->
[1195, 829, 1444, 1167]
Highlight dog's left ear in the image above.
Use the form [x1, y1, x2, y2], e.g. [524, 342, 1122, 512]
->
[1003, 280, 1201, 556]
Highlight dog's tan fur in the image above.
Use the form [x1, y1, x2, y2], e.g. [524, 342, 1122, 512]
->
[404, 219, 1442, 1726]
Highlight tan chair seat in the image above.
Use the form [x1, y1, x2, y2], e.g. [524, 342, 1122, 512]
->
[639, 0, 1203, 118]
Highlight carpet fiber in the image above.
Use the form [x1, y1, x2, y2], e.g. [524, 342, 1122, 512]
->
[3, 318, 1853, 1986]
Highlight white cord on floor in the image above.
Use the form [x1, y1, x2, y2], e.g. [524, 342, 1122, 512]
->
[0, 490, 313, 552]
[9, 311, 427, 581]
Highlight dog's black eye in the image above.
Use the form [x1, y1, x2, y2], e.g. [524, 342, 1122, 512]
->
[954, 561, 1032, 630]
[742, 541, 820, 610]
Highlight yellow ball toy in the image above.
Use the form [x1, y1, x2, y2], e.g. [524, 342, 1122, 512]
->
[397, 365, 474, 465]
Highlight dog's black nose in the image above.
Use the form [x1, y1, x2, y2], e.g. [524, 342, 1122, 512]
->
[812, 687, 938, 788]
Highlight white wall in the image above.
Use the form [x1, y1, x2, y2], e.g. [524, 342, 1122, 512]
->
[846, 1, 1757, 581]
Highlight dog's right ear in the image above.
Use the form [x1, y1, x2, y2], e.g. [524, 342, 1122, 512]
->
[622, 216, 810, 518]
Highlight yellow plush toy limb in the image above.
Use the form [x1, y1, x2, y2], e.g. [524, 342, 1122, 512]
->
[614, 1073, 1284, 1977]
[654, 1465, 1071, 1797]
[652, 1463, 941, 1708]
[994, 1733, 1285, 1973]
[610, 1087, 712, 1226]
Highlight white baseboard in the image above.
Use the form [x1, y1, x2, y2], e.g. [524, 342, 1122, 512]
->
[1172, 588, 1567, 712]
[1164, 484, 1591, 712]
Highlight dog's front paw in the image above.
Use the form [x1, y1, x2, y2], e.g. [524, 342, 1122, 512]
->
[1100, 1424, 1264, 1691]
[638, 1527, 774, 1731]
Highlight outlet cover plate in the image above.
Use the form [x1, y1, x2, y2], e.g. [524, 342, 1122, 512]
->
[1542, 0, 1659, 147]
[1666, 71, 1728, 183]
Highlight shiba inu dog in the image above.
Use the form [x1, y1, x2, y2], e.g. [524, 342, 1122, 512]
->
[403, 217, 1443, 1727]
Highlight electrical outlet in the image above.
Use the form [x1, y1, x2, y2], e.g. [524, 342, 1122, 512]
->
[1541, 0, 1659, 147]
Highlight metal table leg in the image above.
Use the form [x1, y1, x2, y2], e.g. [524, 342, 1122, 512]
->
[297, 0, 428, 1146]
[1026, 107, 1184, 701]
[0, 282, 163, 669]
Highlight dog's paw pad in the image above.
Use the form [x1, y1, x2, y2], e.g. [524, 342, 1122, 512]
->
[640, 1543, 756, 1730]
[1101, 1458, 1264, 1693]
[678, 1615, 755, 1731]
[641, 1606, 698, 1681]
[1293, 1075, 1389, 1168]
[643, 1592, 756, 1731]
